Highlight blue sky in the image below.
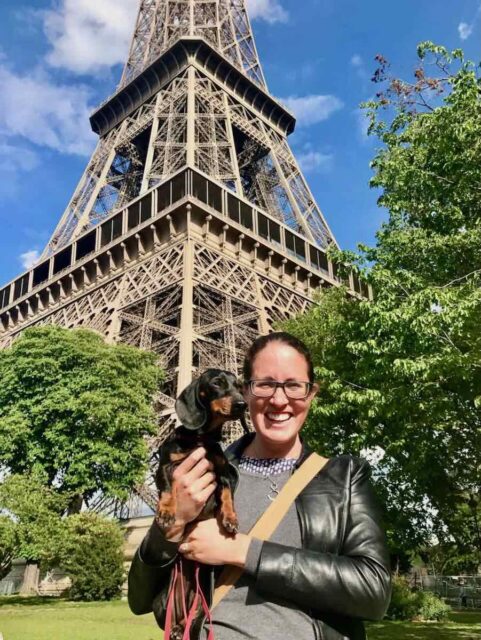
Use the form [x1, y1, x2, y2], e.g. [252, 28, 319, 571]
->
[0, 0, 479, 287]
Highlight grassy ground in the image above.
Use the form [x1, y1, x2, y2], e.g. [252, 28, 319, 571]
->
[0, 598, 480, 640]
[0, 597, 161, 640]
[368, 611, 481, 640]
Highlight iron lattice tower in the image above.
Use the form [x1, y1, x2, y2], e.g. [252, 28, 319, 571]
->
[0, 0, 366, 515]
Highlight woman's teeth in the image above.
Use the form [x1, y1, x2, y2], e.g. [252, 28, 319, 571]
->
[266, 412, 291, 423]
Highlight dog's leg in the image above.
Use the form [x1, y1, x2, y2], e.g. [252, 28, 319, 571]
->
[219, 483, 238, 534]
[210, 452, 239, 534]
[156, 452, 190, 530]
[156, 485, 177, 530]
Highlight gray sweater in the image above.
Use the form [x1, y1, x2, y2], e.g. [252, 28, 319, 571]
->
[202, 466, 316, 640]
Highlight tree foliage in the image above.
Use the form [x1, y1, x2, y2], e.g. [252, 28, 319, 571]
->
[0, 514, 17, 581]
[0, 326, 162, 510]
[0, 474, 66, 570]
[56, 513, 125, 601]
[283, 43, 481, 568]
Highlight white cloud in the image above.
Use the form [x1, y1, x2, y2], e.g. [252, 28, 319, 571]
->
[350, 54, 363, 67]
[458, 21, 473, 40]
[281, 95, 343, 127]
[355, 108, 370, 142]
[42, 0, 138, 74]
[0, 143, 39, 173]
[0, 64, 96, 156]
[247, 0, 289, 23]
[457, 4, 481, 41]
[350, 53, 369, 81]
[39, 0, 288, 76]
[20, 250, 40, 270]
[0, 141, 40, 199]
[298, 150, 333, 173]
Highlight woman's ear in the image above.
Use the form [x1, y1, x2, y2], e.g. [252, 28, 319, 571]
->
[310, 382, 320, 398]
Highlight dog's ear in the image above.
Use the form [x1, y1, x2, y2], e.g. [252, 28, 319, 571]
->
[175, 379, 207, 430]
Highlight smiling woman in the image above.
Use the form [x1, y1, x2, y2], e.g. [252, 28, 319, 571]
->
[128, 332, 391, 640]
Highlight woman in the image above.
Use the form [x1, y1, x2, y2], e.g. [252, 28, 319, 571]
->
[128, 332, 391, 639]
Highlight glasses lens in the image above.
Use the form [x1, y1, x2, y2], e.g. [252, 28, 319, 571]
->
[251, 381, 310, 398]
[284, 382, 309, 398]
[251, 381, 276, 397]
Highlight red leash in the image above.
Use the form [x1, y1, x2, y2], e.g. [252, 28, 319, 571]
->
[165, 557, 214, 640]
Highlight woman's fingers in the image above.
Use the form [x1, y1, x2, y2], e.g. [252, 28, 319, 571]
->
[173, 448, 214, 484]
[173, 447, 208, 477]
[195, 482, 217, 505]
[189, 471, 216, 495]
[185, 478, 217, 509]
[169, 448, 216, 525]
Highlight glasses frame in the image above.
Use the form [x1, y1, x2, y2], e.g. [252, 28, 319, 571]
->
[247, 379, 314, 400]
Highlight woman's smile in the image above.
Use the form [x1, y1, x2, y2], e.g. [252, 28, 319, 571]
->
[265, 411, 291, 423]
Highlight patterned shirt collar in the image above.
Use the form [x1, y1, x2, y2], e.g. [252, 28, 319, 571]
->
[239, 455, 298, 476]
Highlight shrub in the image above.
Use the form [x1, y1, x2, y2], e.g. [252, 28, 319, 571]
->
[387, 576, 451, 621]
[387, 576, 419, 620]
[59, 513, 125, 601]
[415, 590, 451, 622]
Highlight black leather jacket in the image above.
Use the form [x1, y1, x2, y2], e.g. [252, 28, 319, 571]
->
[128, 434, 392, 640]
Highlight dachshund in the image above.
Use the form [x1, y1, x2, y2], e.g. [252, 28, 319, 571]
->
[154, 369, 249, 640]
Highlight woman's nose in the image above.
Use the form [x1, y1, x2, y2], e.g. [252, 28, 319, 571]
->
[269, 386, 289, 404]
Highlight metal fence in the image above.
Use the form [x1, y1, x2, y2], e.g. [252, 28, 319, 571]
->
[412, 574, 481, 608]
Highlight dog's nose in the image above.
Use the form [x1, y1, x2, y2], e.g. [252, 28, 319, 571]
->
[232, 400, 247, 413]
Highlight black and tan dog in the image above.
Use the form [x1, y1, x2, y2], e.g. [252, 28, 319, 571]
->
[154, 369, 248, 639]
[155, 368, 248, 533]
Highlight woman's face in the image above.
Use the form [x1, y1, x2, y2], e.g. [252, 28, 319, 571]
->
[245, 341, 317, 451]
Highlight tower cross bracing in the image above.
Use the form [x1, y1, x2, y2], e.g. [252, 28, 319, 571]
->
[0, 0, 367, 515]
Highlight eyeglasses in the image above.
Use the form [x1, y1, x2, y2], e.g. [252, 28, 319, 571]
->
[248, 380, 313, 400]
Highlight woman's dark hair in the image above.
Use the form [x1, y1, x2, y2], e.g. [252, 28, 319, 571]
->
[242, 332, 315, 383]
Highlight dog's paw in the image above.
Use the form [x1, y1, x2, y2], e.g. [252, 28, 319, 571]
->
[222, 514, 239, 534]
[156, 510, 176, 529]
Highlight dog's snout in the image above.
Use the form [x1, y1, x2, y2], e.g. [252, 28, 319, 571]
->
[232, 400, 247, 413]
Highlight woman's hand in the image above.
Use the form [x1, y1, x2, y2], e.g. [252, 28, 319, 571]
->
[179, 519, 251, 568]
[161, 448, 217, 541]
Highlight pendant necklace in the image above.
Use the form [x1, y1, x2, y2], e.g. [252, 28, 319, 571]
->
[239, 452, 297, 501]
[266, 475, 280, 501]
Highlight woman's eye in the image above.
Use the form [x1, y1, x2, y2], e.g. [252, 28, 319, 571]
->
[286, 382, 302, 390]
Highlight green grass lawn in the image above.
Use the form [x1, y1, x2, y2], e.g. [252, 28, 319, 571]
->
[0, 597, 162, 640]
[0, 598, 480, 640]
[368, 611, 481, 640]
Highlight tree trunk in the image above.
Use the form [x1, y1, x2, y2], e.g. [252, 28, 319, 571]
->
[0, 556, 12, 582]
[20, 561, 40, 596]
[67, 494, 84, 515]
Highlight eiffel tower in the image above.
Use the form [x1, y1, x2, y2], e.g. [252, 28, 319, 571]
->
[0, 0, 366, 514]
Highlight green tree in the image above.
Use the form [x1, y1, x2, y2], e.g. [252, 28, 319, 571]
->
[56, 513, 125, 601]
[283, 43, 481, 568]
[0, 514, 16, 581]
[0, 474, 67, 589]
[0, 326, 162, 512]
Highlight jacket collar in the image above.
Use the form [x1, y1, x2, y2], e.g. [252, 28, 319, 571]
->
[226, 432, 313, 468]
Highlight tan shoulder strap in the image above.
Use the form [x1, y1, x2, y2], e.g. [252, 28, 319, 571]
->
[212, 452, 329, 608]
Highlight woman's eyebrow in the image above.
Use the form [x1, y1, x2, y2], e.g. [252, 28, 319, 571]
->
[255, 377, 302, 382]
